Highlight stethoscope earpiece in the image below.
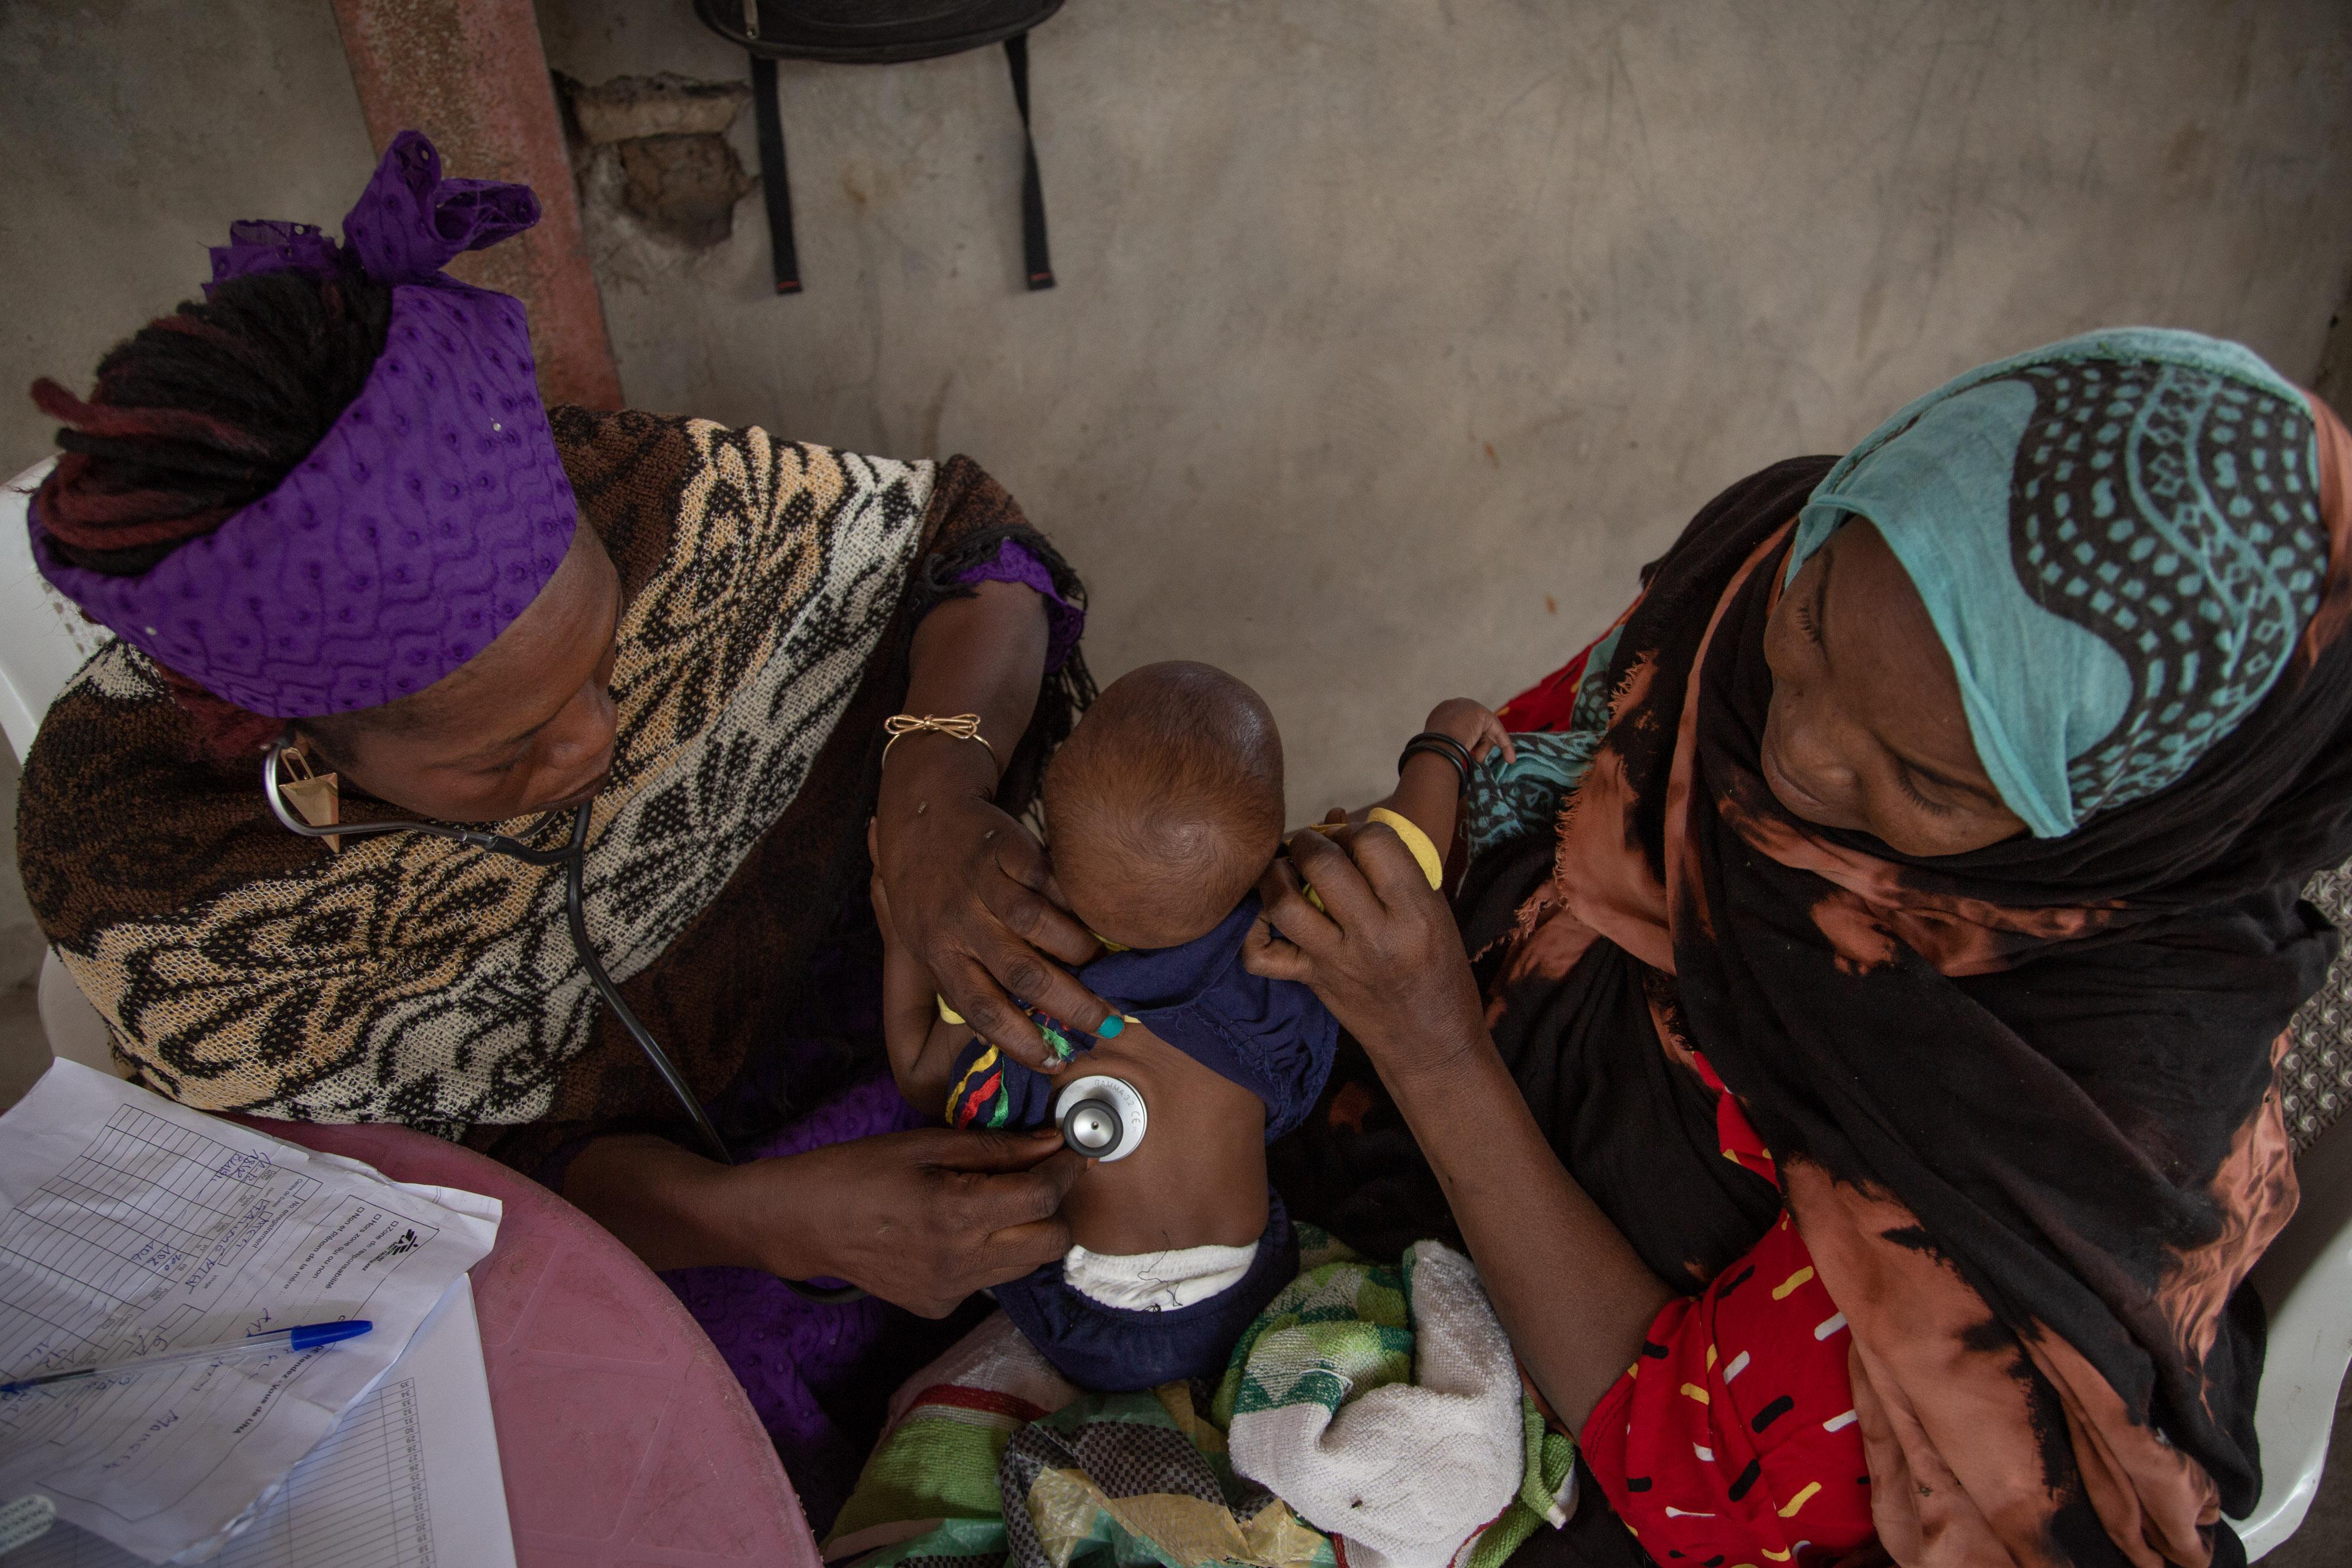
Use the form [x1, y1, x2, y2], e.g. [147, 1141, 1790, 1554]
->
[1053, 1075, 1148, 1162]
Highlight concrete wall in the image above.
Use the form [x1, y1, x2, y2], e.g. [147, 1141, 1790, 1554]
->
[3, 0, 2349, 828]
[0, 4, 370, 1015]
[539, 0, 2352, 817]
[0, 1, 379, 469]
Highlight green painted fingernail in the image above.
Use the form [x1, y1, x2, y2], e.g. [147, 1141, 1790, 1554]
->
[1097, 1015, 1125, 1038]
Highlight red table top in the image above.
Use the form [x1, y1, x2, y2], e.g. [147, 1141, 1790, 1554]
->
[246, 1118, 821, 1568]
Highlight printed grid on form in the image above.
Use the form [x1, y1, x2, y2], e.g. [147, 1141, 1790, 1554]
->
[0, 1105, 438, 1517]
[11, 1374, 436, 1568]
[0, 1106, 323, 1373]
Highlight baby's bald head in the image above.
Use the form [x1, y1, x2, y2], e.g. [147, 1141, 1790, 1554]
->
[1045, 661, 1285, 950]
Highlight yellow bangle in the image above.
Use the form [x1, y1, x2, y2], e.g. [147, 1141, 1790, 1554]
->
[883, 713, 998, 772]
[1365, 808, 1445, 888]
[1299, 808, 1445, 911]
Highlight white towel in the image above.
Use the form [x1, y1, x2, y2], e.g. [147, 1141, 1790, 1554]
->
[1228, 1243, 1530, 1568]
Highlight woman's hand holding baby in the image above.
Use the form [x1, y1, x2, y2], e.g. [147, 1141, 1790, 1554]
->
[1245, 815, 1676, 1429]
[873, 787, 1112, 1073]
[1245, 821, 1487, 1091]
[876, 579, 1118, 1073]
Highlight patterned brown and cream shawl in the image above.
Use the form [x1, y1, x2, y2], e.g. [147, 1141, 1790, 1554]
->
[16, 408, 1077, 1171]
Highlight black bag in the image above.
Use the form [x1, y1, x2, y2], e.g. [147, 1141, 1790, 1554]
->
[693, 0, 1064, 295]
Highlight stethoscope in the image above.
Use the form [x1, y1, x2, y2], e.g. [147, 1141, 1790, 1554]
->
[260, 735, 867, 1303]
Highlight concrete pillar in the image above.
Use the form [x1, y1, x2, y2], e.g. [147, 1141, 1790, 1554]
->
[329, 0, 621, 410]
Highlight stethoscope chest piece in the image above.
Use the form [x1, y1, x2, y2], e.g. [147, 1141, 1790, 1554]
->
[1053, 1075, 1148, 1162]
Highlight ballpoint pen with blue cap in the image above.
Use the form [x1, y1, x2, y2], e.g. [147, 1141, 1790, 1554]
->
[1, 1320, 375, 1396]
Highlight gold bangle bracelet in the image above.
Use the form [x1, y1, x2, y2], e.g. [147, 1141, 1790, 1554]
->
[882, 713, 1000, 771]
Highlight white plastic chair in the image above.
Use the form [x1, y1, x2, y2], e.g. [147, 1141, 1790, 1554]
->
[2, 456, 120, 1075]
[0, 458, 110, 759]
[2244, 1109, 2352, 1556]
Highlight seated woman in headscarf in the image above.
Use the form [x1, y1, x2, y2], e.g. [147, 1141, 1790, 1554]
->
[13, 133, 1118, 1521]
[1254, 330, 2352, 1567]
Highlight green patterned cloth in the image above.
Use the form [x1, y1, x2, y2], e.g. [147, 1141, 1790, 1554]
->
[1215, 1243, 1414, 1422]
[1217, 1236, 1575, 1568]
[823, 1229, 1573, 1568]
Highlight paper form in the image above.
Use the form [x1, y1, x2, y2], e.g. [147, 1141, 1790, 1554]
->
[0, 1062, 498, 1563]
[14, 1276, 516, 1568]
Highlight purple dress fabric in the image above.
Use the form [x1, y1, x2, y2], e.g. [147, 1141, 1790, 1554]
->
[659, 1075, 931, 1532]
[29, 131, 574, 718]
[961, 536, 1084, 673]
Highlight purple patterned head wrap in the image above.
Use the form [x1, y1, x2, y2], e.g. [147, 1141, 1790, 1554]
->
[29, 131, 579, 718]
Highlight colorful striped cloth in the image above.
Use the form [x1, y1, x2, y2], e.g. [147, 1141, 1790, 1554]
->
[944, 1004, 1095, 1129]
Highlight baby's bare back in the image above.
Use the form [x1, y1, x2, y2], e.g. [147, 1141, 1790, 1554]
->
[1055, 1024, 1271, 1256]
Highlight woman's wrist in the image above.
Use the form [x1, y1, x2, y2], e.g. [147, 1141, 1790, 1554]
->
[874, 734, 1004, 892]
[875, 727, 1001, 847]
[887, 579, 1047, 809]
[1373, 1013, 1491, 1101]
[880, 724, 1003, 797]
[722, 1151, 838, 1282]
[564, 1134, 773, 1274]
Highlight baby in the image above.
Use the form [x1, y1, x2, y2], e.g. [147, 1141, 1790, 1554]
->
[876, 661, 1503, 1391]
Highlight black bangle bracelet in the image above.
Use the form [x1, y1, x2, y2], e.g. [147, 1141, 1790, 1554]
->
[1398, 731, 1475, 795]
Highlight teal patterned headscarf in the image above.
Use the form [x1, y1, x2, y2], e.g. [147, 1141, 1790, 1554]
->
[1786, 328, 2327, 838]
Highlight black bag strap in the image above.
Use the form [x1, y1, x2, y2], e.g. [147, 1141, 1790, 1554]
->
[748, 54, 801, 295]
[1004, 34, 1053, 292]
[742, 35, 1051, 296]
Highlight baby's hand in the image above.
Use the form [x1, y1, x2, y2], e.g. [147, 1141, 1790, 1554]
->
[1423, 698, 1516, 767]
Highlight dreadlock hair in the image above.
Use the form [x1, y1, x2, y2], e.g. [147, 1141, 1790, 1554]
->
[30, 265, 396, 760]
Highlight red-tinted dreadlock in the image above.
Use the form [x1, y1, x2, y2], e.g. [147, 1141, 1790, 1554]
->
[31, 266, 394, 757]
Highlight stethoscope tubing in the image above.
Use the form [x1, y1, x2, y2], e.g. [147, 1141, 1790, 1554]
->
[261, 739, 864, 1303]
